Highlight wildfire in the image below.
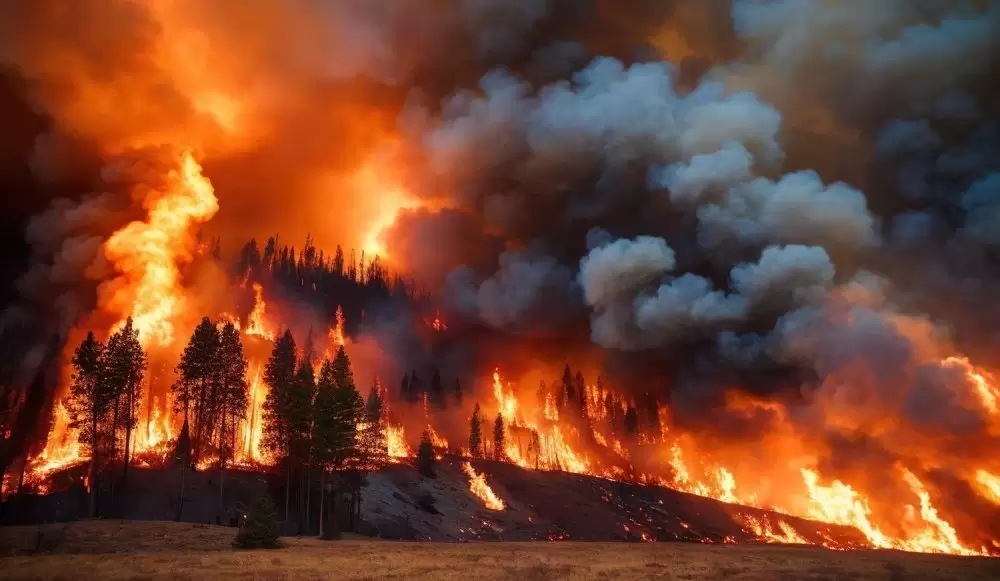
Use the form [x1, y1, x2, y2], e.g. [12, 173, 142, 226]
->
[235, 363, 272, 466]
[738, 513, 808, 545]
[975, 470, 1000, 504]
[102, 150, 218, 347]
[463, 462, 505, 511]
[387, 424, 411, 461]
[245, 283, 274, 341]
[330, 305, 346, 348]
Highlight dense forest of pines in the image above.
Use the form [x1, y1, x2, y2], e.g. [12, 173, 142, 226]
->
[4, 235, 661, 536]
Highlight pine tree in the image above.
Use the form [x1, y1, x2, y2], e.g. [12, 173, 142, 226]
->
[66, 332, 107, 518]
[560, 365, 572, 411]
[417, 430, 436, 478]
[454, 378, 463, 406]
[360, 380, 387, 469]
[469, 403, 483, 459]
[102, 318, 147, 503]
[289, 358, 316, 467]
[262, 330, 297, 520]
[217, 322, 249, 466]
[493, 414, 506, 461]
[216, 322, 248, 521]
[429, 369, 446, 410]
[624, 405, 639, 440]
[313, 348, 364, 539]
[575, 371, 587, 418]
[173, 317, 221, 462]
[235, 492, 282, 549]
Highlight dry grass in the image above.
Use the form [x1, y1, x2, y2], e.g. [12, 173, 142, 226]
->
[0, 521, 997, 581]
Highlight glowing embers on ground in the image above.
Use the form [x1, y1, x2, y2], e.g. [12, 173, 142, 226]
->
[463, 462, 505, 511]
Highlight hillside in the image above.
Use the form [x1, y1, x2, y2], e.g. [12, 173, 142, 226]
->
[7, 458, 866, 548]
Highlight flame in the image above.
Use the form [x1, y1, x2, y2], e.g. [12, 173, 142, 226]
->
[234, 363, 272, 466]
[738, 513, 808, 545]
[103, 151, 218, 347]
[331, 305, 346, 348]
[431, 310, 447, 332]
[354, 161, 420, 260]
[387, 424, 411, 461]
[426, 425, 448, 449]
[975, 470, 1000, 504]
[25, 403, 84, 490]
[463, 462, 505, 511]
[245, 283, 274, 341]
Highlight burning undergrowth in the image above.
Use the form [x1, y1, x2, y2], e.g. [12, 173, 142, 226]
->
[0, 0, 999, 560]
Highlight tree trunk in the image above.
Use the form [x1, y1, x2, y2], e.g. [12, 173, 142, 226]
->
[193, 379, 205, 464]
[122, 417, 132, 517]
[305, 473, 311, 536]
[218, 412, 226, 524]
[175, 462, 187, 521]
[284, 458, 291, 528]
[109, 394, 120, 508]
[89, 414, 98, 518]
[318, 470, 325, 538]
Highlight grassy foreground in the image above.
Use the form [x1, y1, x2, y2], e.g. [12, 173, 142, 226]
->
[0, 521, 997, 581]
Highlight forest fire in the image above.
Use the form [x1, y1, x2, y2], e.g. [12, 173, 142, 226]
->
[463, 462, 505, 511]
[1, 0, 999, 563]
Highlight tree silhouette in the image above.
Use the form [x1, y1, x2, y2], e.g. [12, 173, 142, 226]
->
[417, 430, 436, 479]
[173, 317, 221, 462]
[313, 347, 364, 538]
[493, 414, 506, 461]
[66, 331, 107, 517]
[103, 318, 147, 506]
[429, 369, 446, 410]
[469, 403, 483, 459]
[262, 330, 297, 520]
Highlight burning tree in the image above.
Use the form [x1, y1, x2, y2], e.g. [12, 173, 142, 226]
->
[469, 403, 484, 459]
[173, 317, 221, 464]
[493, 413, 506, 461]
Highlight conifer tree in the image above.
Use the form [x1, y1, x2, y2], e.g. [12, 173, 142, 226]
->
[313, 347, 364, 538]
[217, 322, 249, 465]
[493, 413, 506, 461]
[560, 364, 573, 410]
[624, 405, 639, 440]
[360, 380, 387, 469]
[103, 318, 147, 500]
[429, 368, 446, 410]
[454, 378, 463, 406]
[417, 430, 436, 478]
[469, 403, 483, 459]
[575, 370, 587, 418]
[66, 331, 107, 517]
[173, 317, 221, 461]
[262, 330, 297, 519]
[235, 492, 281, 549]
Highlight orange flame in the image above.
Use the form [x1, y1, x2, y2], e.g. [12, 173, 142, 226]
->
[387, 424, 411, 461]
[103, 151, 218, 347]
[245, 283, 274, 341]
[463, 462, 505, 511]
